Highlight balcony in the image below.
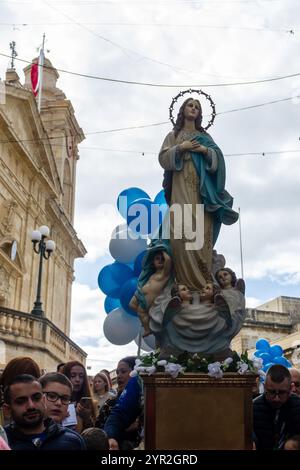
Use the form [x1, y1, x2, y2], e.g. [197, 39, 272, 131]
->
[0, 306, 86, 370]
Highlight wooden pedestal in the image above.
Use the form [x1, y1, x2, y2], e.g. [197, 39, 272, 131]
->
[142, 373, 256, 450]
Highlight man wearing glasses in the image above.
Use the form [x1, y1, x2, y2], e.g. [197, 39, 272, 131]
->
[39, 372, 72, 424]
[3, 374, 86, 450]
[253, 364, 300, 450]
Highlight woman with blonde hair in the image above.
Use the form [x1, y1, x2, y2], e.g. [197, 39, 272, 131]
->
[92, 372, 114, 411]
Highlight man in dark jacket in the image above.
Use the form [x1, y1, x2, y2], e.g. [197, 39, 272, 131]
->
[253, 364, 300, 450]
[3, 374, 86, 450]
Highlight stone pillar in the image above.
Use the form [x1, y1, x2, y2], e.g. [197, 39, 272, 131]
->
[142, 373, 256, 450]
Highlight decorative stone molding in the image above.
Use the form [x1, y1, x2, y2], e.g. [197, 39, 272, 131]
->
[0, 307, 86, 367]
[1, 200, 18, 234]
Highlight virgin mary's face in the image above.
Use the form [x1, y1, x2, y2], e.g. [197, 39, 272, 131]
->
[183, 99, 200, 120]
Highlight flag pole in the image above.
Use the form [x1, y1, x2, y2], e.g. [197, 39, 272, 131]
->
[37, 33, 45, 113]
[238, 207, 244, 279]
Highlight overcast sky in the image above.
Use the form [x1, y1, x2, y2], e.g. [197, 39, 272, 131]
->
[1, 0, 299, 373]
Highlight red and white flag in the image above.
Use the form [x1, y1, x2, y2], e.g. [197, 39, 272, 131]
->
[30, 49, 44, 97]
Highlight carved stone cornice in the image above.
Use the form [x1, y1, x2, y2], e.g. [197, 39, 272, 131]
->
[47, 198, 86, 257]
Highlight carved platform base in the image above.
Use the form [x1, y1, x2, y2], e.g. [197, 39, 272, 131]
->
[142, 373, 256, 450]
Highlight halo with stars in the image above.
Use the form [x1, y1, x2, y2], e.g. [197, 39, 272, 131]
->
[169, 88, 216, 130]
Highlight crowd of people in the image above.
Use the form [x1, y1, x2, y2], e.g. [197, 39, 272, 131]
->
[0, 355, 142, 451]
[1, 355, 300, 451]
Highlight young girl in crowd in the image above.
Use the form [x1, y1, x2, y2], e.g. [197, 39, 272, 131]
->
[92, 372, 115, 412]
[63, 361, 96, 433]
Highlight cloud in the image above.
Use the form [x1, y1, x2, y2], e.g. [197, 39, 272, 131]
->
[2, 1, 300, 370]
[246, 297, 263, 309]
[70, 282, 138, 373]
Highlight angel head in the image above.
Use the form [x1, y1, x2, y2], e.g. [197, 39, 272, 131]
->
[215, 268, 237, 289]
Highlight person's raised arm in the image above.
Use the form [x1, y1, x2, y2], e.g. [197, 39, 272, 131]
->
[162, 251, 172, 277]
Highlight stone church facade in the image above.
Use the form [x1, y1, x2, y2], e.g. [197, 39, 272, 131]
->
[0, 58, 87, 371]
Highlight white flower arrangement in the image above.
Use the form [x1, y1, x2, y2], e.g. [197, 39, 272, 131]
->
[131, 350, 262, 379]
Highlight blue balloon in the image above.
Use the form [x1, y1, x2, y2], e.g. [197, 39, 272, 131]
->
[127, 198, 155, 236]
[119, 277, 138, 316]
[272, 356, 286, 366]
[104, 296, 121, 313]
[281, 357, 292, 368]
[263, 362, 274, 372]
[154, 190, 166, 206]
[256, 338, 270, 352]
[117, 187, 150, 219]
[254, 350, 262, 357]
[98, 262, 134, 298]
[269, 345, 283, 358]
[133, 250, 147, 277]
[153, 190, 169, 228]
[259, 353, 273, 365]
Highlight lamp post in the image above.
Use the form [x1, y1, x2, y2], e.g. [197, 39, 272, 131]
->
[30, 225, 55, 316]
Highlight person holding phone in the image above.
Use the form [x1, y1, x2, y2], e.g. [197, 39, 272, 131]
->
[62, 361, 96, 433]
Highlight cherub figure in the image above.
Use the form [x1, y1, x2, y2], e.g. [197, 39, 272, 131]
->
[167, 281, 219, 313]
[214, 267, 245, 326]
[170, 283, 193, 306]
[199, 281, 220, 305]
[129, 250, 172, 337]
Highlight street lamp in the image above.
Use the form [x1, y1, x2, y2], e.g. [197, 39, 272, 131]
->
[30, 225, 56, 316]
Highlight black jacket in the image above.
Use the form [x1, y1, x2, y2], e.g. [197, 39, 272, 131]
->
[5, 418, 86, 450]
[253, 393, 300, 450]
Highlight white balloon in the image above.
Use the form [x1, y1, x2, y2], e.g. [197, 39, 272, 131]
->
[109, 225, 147, 264]
[103, 307, 140, 345]
[134, 333, 155, 352]
[111, 224, 129, 239]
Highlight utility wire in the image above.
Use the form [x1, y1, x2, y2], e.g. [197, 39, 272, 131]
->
[78, 147, 300, 157]
[217, 95, 300, 115]
[41, 0, 196, 74]
[0, 22, 297, 33]
[0, 0, 285, 4]
[3, 138, 299, 157]
[1, 52, 300, 88]
[0, 94, 299, 144]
